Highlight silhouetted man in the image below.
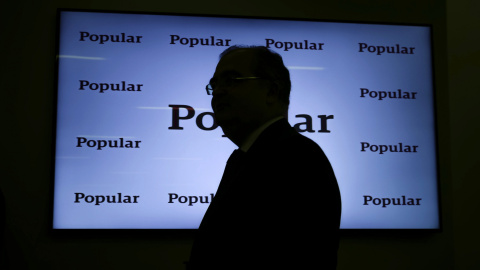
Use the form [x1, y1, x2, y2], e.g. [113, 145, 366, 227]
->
[187, 45, 341, 270]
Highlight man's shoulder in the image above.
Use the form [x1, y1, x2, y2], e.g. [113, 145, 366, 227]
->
[246, 119, 330, 169]
[263, 118, 326, 154]
[283, 129, 323, 150]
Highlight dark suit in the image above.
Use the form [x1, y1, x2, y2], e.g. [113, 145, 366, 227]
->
[188, 118, 341, 270]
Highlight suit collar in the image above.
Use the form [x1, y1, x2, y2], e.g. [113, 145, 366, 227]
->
[245, 118, 297, 156]
[240, 116, 284, 152]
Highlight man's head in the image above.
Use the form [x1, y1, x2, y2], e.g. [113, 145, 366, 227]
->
[209, 45, 291, 144]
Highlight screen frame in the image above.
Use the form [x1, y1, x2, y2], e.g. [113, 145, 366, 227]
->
[50, 8, 442, 234]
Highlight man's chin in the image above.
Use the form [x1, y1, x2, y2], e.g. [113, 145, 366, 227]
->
[214, 115, 236, 134]
[218, 122, 241, 144]
[213, 112, 230, 127]
[215, 119, 231, 132]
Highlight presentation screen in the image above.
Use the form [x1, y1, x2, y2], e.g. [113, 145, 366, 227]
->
[53, 10, 440, 229]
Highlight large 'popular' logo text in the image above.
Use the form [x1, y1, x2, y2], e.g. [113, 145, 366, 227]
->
[167, 104, 334, 135]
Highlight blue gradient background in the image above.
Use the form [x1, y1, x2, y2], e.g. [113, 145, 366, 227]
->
[53, 11, 438, 229]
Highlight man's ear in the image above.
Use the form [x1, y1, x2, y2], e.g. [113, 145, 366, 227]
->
[266, 81, 280, 104]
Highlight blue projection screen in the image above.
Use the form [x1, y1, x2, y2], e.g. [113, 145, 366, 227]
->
[53, 10, 439, 229]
